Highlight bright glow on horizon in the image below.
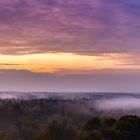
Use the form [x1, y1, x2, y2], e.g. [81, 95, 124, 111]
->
[0, 53, 140, 74]
[0, 0, 140, 92]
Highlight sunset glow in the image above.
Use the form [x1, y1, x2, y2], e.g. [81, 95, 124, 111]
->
[0, 53, 140, 73]
[0, 0, 140, 91]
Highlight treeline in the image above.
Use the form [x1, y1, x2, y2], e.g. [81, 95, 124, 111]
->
[0, 99, 139, 140]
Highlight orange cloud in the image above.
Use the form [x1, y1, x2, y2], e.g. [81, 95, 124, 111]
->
[0, 53, 140, 74]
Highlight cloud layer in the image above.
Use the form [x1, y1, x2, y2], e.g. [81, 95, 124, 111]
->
[0, 69, 140, 92]
[0, 0, 140, 55]
[0, 0, 140, 91]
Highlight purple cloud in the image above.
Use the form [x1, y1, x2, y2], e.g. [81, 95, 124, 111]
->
[0, 69, 140, 92]
[0, 0, 140, 55]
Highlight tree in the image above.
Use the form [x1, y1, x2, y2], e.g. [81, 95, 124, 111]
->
[0, 132, 10, 140]
[116, 115, 140, 140]
[34, 121, 76, 140]
[78, 130, 103, 140]
[84, 117, 101, 131]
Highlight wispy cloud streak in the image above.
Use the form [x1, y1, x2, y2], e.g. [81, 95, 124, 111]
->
[0, 0, 140, 55]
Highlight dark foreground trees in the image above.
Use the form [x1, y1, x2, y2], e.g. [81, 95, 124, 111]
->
[0, 99, 139, 140]
[34, 121, 76, 140]
[1, 116, 140, 140]
[33, 115, 140, 140]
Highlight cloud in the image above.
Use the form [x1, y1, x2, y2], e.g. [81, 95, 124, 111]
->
[0, 63, 21, 66]
[114, 53, 140, 66]
[0, 69, 140, 92]
[0, 0, 140, 55]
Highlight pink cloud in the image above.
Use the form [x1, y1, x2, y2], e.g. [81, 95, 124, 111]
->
[0, 0, 140, 55]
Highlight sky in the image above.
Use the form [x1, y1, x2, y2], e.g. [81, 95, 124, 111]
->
[0, 0, 140, 92]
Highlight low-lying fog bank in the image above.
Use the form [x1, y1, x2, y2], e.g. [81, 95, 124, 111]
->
[0, 92, 140, 116]
[95, 97, 140, 110]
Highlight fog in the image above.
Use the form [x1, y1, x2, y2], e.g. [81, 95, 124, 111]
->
[95, 97, 140, 110]
[0, 92, 91, 99]
[1, 92, 140, 115]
